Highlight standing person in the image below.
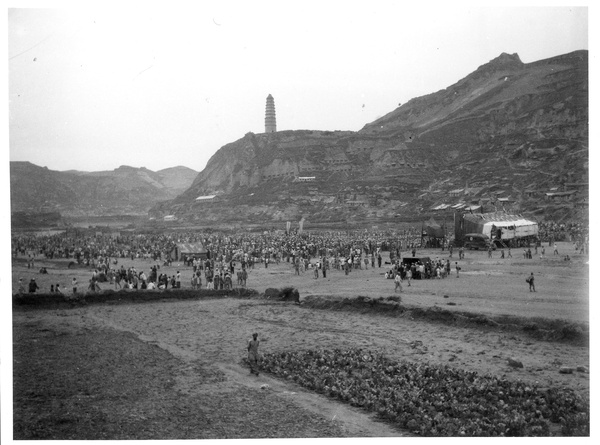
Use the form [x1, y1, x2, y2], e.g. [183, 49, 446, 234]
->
[488, 246, 493, 258]
[91, 269, 101, 291]
[455, 262, 461, 278]
[405, 267, 412, 286]
[394, 272, 403, 293]
[527, 272, 536, 292]
[449, 244, 453, 258]
[377, 253, 382, 268]
[28, 278, 39, 293]
[176, 271, 181, 289]
[72, 277, 78, 294]
[507, 247, 512, 258]
[114, 271, 122, 289]
[247, 333, 260, 376]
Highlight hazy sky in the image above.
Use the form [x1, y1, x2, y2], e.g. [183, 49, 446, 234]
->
[7, 2, 589, 173]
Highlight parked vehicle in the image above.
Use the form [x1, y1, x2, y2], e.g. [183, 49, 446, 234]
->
[463, 233, 495, 250]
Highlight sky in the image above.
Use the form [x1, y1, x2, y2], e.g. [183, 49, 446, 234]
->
[6, 1, 590, 173]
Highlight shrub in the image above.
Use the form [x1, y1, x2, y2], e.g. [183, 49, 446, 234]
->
[560, 324, 585, 341]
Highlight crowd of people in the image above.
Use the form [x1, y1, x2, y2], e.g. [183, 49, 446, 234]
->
[13, 228, 417, 294]
[537, 220, 588, 247]
[13, 220, 586, 295]
[11, 228, 417, 269]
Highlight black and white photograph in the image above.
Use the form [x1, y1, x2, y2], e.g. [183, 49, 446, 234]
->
[3, 1, 593, 442]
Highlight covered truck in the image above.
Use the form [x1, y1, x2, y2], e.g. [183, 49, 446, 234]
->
[454, 212, 538, 247]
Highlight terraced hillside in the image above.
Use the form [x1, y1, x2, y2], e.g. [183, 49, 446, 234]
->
[150, 51, 587, 227]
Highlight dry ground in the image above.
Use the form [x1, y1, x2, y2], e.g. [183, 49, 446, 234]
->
[11, 242, 590, 439]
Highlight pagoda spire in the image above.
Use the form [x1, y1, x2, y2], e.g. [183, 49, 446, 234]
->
[265, 94, 276, 133]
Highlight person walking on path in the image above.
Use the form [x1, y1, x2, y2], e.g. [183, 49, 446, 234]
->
[247, 333, 260, 375]
[527, 272, 536, 292]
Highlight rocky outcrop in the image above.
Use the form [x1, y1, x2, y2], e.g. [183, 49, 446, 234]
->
[149, 51, 587, 226]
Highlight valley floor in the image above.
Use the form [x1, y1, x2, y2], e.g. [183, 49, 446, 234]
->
[10, 242, 590, 439]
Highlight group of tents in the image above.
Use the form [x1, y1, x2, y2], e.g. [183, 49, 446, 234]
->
[170, 242, 208, 261]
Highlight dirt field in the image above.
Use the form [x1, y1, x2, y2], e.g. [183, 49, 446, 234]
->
[11, 242, 590, 439]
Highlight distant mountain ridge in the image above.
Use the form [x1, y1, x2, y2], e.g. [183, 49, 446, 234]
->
[10, 162, 198, 217]
[149, 50, 587, 227]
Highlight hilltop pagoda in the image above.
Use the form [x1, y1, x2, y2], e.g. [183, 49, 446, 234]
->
[265, 94, 276, 133]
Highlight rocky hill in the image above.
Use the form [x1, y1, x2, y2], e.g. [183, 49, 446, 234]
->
[10, 163, 198, 217]
[149, 51, 588, 228]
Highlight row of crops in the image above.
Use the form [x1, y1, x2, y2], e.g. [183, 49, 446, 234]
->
[254, 348, 589, 436]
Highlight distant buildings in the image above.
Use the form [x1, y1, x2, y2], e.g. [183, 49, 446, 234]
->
[294, 176, 316, 182]
[195, 194, 217, 202]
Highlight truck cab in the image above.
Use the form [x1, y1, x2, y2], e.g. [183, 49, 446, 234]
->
[463, 233, 495, 250]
